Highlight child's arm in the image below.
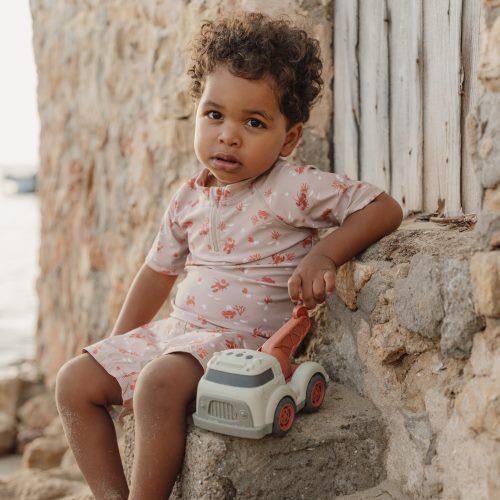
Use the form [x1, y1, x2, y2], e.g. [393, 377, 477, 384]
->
[288, 192, 403, 309]
[109, 264, 178, 336]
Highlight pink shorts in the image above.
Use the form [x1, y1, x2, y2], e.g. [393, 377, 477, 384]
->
[82, 316, 268, 423]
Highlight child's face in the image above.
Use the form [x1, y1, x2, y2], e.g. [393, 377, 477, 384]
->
[194, 66, 303, 186]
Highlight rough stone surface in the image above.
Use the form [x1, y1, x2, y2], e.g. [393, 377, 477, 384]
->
[440, 258, 486, 358]
[0, 468, 87, 500]
[17, 393, 58, 431]
[0, 413, 16, 456]
[333, 479, 404, 499]
[22, 435, 68, 471]
[295, 224, 499, 499]
[123, 383, 387, 499]
[394, 254, 444, 339]
[0, 379, 21, 420]
[470, 251, 500, 317]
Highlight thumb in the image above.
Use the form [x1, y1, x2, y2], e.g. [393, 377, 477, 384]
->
[287, 273, 302, 302]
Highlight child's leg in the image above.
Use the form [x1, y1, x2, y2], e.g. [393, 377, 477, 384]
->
[55, 353, 129, 499]
[128, 351, 204, 500]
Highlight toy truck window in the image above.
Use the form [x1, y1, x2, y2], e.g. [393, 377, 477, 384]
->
[205, 368, 274, 388]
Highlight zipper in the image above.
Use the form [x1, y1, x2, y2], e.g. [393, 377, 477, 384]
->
[210, 201, 220, 252]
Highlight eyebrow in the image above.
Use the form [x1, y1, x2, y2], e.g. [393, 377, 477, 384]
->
[202, 100, 274, 122]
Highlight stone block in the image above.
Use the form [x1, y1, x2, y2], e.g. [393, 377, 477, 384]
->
[455, 377, 500, 439]
[17, 393, 59, 431]
[0, 412, 17, 456]
[358, 272, 391, 316]
[0, 468, 86, 500]
[479, 14, 500, 92]
[335, 262, 375, 311]
[401, 410, 433, 459]
[440, 258, 485, 359]
[123, 383, 387, 498]
[484, 186, 500, 213]
[394, 254, 444, 339]
[22, 435, 68, 471]
[470, 251, 500, 317]
[476, 92, 500, 187]
[0, 376, 21, 419]
[370, 318, 434, 365]
[474, 212, 500, 250]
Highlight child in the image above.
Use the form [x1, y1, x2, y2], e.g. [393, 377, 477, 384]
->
[55, 11, 403, 500]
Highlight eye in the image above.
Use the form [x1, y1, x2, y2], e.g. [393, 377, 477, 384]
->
[206, 110, 222, 120]
[247, 118, 266, 129]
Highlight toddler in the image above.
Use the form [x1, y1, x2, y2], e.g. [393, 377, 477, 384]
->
[55, 11, 403, 500]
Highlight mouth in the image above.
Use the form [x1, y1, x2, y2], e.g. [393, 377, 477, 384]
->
[210, 155, 242, 171]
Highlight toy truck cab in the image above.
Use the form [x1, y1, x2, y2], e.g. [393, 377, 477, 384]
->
[193, 305, 330, 439]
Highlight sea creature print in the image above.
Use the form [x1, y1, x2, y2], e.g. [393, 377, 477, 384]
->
[211, 279, 229, 293]
[223, 237, 235, 254]
[294, 183, 310, 211]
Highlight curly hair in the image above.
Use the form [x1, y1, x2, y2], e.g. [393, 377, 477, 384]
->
[186, 11, 324, 130]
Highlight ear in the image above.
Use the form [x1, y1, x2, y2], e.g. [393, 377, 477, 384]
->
[279, 122, 303, 157]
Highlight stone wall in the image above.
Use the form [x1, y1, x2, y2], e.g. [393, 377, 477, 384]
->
[297, 220, 498, 498]
[30, 0, 333, 386]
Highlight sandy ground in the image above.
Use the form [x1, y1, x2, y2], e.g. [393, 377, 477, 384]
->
[0, 454, 22, 480]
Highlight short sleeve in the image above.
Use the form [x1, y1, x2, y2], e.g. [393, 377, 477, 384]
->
[145, 195, 189, 275]
[257, 163, 384, 228]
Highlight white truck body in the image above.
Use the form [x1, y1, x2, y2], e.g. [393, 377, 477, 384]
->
[192, 348, 330, 439]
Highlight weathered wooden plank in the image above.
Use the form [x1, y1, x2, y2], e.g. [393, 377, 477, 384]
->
[423, 0, 463, 215]
[359, 0, 391, 192]
[461, 0, 483, 214]
[333, 0, 359, 180]
[388, 0, 423, 216]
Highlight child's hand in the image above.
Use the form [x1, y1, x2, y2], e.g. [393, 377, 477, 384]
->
[287, 253, 337, 309]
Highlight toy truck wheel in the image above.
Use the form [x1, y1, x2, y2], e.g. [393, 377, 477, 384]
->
[272, 397, 296, 437]
[303, 373, 326, 412]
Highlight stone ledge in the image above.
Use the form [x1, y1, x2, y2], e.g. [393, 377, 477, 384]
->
[123, 382, 387, 499]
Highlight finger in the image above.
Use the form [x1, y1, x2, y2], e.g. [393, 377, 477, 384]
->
[287, 274, 302, 303]
[312, 274, 326, 303]
[300, 279, 316, 309]
[324, 270, 336, 294]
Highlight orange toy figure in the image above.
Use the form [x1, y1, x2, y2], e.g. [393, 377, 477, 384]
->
[192, 304, 329, 438]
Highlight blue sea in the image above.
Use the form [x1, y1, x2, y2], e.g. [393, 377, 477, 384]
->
[0, 166, 38, 373]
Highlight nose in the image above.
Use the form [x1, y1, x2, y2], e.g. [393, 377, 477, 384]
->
[218, 123, 241, 148]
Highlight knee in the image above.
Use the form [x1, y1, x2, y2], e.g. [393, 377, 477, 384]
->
[55, 354, 96, 407]
[134, 358, 173, 401]
[134, 354, 202, 407]
[55, 356, 82, 407]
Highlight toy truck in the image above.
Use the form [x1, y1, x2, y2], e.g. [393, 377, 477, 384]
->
[192, 305, 330, 439]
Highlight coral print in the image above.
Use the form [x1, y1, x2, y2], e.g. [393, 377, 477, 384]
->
[223, 237, 235, 254]
[211, 279, 229, 293]
[222, 309, 236, 319]
[225, 339, 239, 349]
[294, 183, 310, 211]
[321, 208, 333, 221]
[199, 218, 209, 236]
[332, 178, 349, 192]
